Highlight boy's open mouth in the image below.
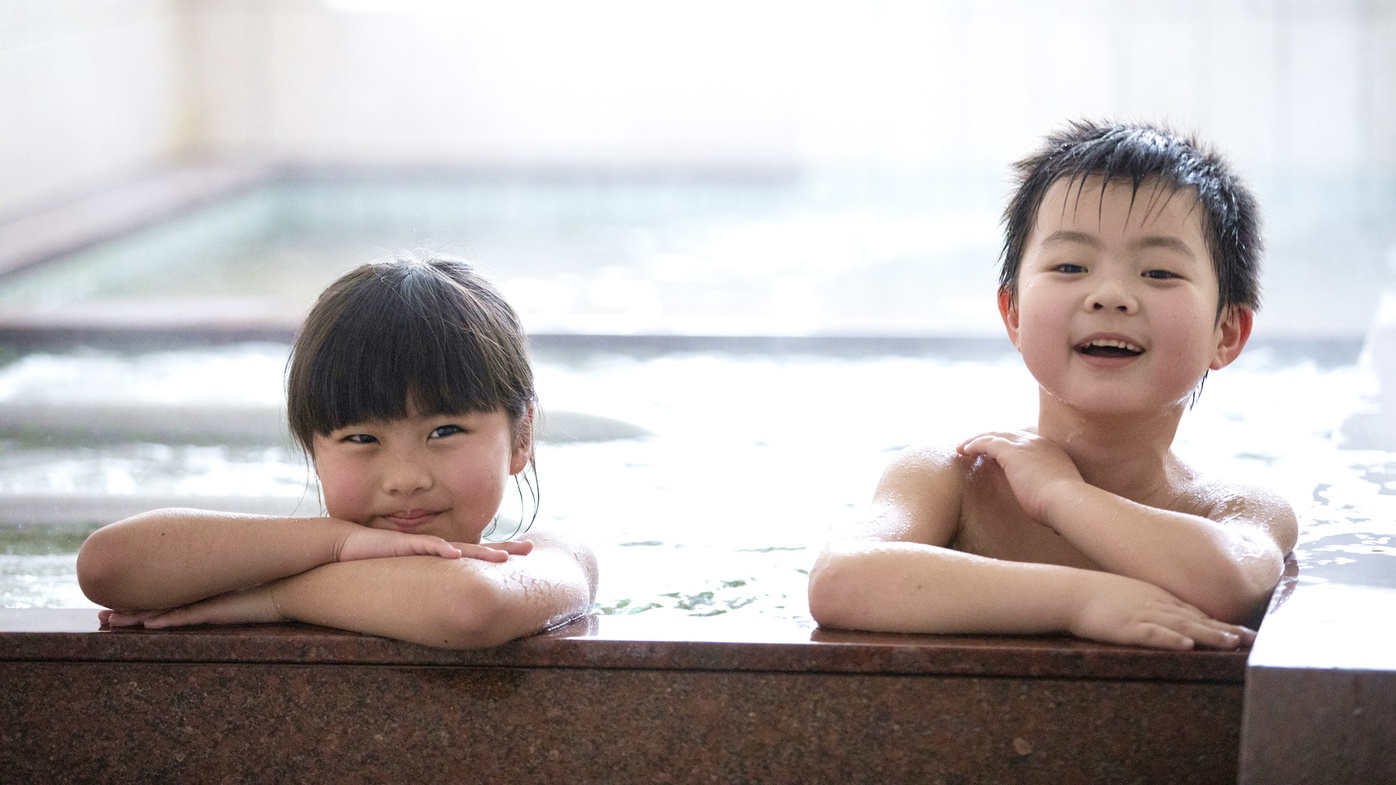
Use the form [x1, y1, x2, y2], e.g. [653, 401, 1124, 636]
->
[1076, 338, 1144, 358]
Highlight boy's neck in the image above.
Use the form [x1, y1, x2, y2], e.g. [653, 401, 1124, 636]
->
[1035, 390, 1187, 504]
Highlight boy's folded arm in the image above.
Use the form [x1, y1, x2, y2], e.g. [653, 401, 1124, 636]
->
[270, 530, 598, 649]
[1036, 483, 1297, 624]
[808, 541, 1249, 650]
[809, 444, 1061, 636]
[76, 508, 462, 612]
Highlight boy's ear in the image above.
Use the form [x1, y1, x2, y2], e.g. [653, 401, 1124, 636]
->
[510, 405, 535, 475]
[997, 289, 1022, 348]
[1211, 305, 1253, 370]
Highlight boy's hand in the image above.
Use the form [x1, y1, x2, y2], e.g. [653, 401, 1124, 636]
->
[1070, 571, 1254, 650]
[99, 586, 283, 630]
[957, 431, 1084, 524]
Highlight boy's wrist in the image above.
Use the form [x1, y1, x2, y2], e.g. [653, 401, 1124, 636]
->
[1035, 477, 1089, 533]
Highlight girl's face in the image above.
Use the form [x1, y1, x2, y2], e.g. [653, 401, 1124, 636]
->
[311, 407, 530, 544]
[1002, 176, 1250, 418]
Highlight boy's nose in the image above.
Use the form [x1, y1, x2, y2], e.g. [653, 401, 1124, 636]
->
[1085, 280, 1137, 314]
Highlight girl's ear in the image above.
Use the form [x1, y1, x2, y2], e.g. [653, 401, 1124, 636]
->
[510, 405, 535, 476]
[997, 289, 1022, 349]
[1211, 305, 1254, 370]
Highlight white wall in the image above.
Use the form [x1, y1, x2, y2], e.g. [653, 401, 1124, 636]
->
[174, 0, 1396, 175]
[0, 0, 184, 215]
[4, 0, 1396, 208]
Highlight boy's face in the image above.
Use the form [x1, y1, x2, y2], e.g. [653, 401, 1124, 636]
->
[1001, 176, 1251, 417]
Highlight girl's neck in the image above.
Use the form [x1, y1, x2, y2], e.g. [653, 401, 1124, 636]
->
[1034, 389, 1187, 504]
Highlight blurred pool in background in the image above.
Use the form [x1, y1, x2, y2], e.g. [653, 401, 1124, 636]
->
[3, 339, 1393, 617]
[1, 172, 1394, 618]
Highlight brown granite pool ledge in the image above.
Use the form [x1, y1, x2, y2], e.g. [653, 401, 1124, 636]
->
[2, 608, 1247, 784]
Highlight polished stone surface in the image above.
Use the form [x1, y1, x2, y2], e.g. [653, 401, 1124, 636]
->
[0, 609, 1248, 680]
[1238, 568, 1396, 785]
[2, 609, 1247, 784]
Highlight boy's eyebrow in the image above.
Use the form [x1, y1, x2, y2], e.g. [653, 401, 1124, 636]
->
[1040, 230, 1100, 247]
[1040, 231, 1195, 257]
[1131, 235, 1196, 257]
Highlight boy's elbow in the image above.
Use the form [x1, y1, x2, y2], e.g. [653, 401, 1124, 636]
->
[1197, 548, 1287, 625]
[807, 545, 869, 630]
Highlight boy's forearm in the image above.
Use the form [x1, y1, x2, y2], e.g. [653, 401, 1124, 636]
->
[1039, 485, 1283, 621]
[77, 509, 356, 610]
[809, 541, 1081, 636]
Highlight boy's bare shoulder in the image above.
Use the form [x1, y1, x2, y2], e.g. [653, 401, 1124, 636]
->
[878, 442, 971, 491]
[857, 442, 973, 544]
[1178, 475, 1299, 553]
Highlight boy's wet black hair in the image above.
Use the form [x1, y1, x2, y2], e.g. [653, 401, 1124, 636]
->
[287, 253, 535, 452]
[999, 120, 1262, 316]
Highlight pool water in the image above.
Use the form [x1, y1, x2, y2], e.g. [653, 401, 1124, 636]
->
[2, 341, 1393, 618]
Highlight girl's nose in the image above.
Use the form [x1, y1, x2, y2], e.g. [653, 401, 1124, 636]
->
[382, 458, 433, 495]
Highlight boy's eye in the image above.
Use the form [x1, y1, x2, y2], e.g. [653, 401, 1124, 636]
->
[1143, 269, 1178, 280]
[1053, 263, 1086, 274]
[429, 424, 465, 439]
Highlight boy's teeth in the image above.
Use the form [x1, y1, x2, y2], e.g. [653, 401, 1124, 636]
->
[1087, 339, 1141, 351]
[1079, 338, 1144, 356]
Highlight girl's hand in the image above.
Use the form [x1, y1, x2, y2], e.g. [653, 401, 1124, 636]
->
[957, 430, 1084, 523]
[1069, 572, 1255, 650]
[335, 527, 464, 563]
[453, 538, 535, 563]
[99, 586, 283, 630]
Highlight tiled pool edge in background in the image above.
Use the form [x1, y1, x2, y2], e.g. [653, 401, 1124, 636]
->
[1, 609, 1248, 783]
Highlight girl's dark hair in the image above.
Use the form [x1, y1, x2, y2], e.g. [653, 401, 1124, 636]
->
[287, 253, 538, 533]
[999, 120, 1262, 316]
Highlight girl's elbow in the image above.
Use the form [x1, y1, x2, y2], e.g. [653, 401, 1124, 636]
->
[432, 584, 518, 649]
[75, 530, 126, 608]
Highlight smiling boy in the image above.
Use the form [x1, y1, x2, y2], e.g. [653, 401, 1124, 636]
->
[808, 121, 1298, 650]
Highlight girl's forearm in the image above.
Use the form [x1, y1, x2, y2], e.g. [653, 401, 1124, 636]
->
[77, 508, 358, 611]
[271, 540, 597, 649]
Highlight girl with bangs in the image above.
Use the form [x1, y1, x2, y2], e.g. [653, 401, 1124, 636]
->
[78, 254, 597, 649]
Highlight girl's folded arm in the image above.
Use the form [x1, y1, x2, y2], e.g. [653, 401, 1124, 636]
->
[270, 530, 598, 649]
[76, 508, 461, 612]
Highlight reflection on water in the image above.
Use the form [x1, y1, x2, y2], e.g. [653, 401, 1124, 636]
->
[1, 342, 1393, 615]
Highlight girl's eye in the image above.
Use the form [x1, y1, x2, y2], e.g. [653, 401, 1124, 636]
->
[343, 433, 377, 445]
[1143, 269, 1178, 280]
[1053, 263, 1086, 274]
[430, 424, 465, 439]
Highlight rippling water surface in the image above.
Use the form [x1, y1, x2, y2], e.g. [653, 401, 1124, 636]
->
[2, 342, 1392, 617]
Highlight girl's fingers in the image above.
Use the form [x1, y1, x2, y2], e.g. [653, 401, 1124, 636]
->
[486, 540, 535, 556]
[455, 544, 511, 563]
